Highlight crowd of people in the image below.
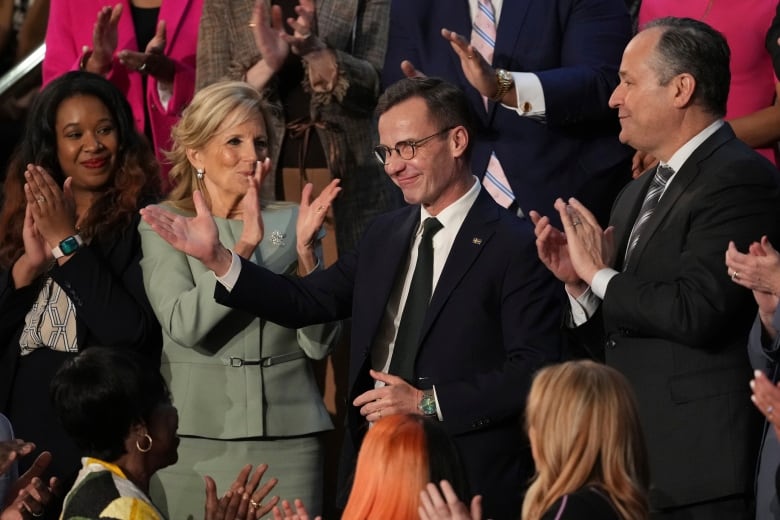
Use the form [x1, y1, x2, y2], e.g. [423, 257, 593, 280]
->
[0, 1, 780, 519]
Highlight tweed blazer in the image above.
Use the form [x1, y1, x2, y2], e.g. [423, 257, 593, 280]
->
[139, 202, 339, 439]
[196, 0, 399, 253]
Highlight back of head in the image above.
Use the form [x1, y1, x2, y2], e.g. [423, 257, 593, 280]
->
[523, 360, 649, 520]
[342, 414, 468, 520]
[375, 76, 476, 157]
[165, 80, 273, 210]
[643, 17, 730, 118]
[50, 347, 170, 462]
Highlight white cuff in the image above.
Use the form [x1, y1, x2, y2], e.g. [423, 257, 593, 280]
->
[507, 72, 546, 118]
[566, 287, 601, 327]
[215, 251, 242, 291]
[432, 385, 444, 421]
[591, 268, 619, 299]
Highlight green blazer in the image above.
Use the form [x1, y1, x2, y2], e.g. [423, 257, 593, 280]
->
[139, 202, 339, 439]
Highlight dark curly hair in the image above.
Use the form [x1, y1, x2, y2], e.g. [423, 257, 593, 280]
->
[51, 347, 171, 462]
[0, 71, 161, 269]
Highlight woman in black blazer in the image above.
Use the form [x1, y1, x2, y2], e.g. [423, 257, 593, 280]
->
[0, 71, 162, 518]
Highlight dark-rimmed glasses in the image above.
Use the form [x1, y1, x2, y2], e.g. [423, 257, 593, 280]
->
[373, 126, 455, 165]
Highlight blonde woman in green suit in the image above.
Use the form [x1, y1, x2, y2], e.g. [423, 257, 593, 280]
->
[138, 81, 341, 520]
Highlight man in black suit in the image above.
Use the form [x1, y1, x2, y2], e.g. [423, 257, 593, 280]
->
[532, 17, 780, 519]
[141, 77, 563, 519]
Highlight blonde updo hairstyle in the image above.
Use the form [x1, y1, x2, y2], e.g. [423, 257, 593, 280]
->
[522, 360, 650, 520]
[164, 81, 275, 212]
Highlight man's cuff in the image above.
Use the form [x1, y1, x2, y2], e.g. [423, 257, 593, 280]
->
[591, 268, 619, 299]
[431, 385, 444, 421]
[566, 287, 601, 327]
[507, 72, 545, 117]
[215, 251, 242, 291]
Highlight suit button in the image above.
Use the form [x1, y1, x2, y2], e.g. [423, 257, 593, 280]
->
[605, 339, 616, 349]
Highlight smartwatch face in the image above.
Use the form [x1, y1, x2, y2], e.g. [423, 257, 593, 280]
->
[60, 236, 81, 255]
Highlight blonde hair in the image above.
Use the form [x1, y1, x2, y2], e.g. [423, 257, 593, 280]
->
[522, 361, 650, 520]
[164, 81, 275, 211]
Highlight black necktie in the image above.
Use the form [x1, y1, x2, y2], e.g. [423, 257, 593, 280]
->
[623, 164, 675, 269]
[389, 217, 443, 382]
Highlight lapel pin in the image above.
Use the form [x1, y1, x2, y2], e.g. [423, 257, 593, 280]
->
[270, 230, 287, 247]
[472, 237, 483, 245]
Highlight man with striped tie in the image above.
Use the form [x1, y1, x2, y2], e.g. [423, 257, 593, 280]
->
[382, 0, 633, 227]
[532, 18, 780, 519]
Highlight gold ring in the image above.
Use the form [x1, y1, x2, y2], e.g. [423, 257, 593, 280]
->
[249, 499, 260, 509]
[572, 219, 581, 227]
[248, 22, 257, 28]
[138, 62, 147, 73]
[377, 409, 382, 419]
[467, 54, 473, 59]
[316, 205, 324, 212]
[732, 271, 739, 281]
[36, 196, 45, 203]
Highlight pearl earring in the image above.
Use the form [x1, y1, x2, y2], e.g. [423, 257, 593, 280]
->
[196, 168, 204, 180]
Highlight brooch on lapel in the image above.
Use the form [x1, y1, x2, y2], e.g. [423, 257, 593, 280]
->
[270, 231, 287, 247]
[472, 237, 483, 245]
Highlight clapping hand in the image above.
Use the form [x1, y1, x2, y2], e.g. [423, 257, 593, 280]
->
[118, 20, 176, 84]
[204, 463, 279, 520]
[272, 498, 320, 520]
[419, 480, 481, 520]
[140, 191, 233, 276]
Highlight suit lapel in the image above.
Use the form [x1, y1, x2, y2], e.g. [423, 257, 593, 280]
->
[420, 190, 499, 340]
[620, 125, 734, 271]
[159, 0, 192, 53]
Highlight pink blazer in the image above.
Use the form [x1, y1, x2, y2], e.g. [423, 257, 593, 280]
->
[43, 0, 203, 189]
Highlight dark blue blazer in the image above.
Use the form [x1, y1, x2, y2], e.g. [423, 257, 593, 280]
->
[216, 190, 563, 518]
[382, 0, 634, 225]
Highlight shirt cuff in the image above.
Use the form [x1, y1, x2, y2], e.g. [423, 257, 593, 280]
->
[591, 268, 619, 299]
[215, 251, 242, 291]
[507, 72, 546, 118]
[566, 287, 602, 327]
[432, 385, 444, 421]
[157, 81, 172, 111]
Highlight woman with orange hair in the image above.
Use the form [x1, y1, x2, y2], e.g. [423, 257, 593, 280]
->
[272, 414, 468, 520]
[420, 360, 650, 520]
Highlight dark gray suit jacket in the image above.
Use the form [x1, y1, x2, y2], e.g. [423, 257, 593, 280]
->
[574, 124, 780, 509]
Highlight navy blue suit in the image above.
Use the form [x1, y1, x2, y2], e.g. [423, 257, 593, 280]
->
[382, 0, 633, 225]
[215, 190, 563, 518]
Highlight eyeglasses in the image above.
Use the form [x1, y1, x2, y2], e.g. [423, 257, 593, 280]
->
[373, 127, 454, 165]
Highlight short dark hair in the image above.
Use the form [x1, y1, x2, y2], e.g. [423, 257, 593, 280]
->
[376, 77, 476, 155]
[644, 17, 730, 117]
[50, 348, 170, 461]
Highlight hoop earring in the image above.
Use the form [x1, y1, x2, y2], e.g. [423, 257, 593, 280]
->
[196, 168, 204, 180]
[136, 433, 153, 453]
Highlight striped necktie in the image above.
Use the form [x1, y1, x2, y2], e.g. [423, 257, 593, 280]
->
[623, 164, 675, 269]
[471, 0, 516, 209]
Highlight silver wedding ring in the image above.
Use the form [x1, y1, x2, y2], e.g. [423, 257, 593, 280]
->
[732, 271, 739, 281]
[36, 196, 45, 203]
[138, 62, 147, 73]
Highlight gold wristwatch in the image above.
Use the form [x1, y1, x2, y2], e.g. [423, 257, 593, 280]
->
[492, 68, 514, 102]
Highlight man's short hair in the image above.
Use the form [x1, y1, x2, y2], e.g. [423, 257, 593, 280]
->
[376, 77, 477, 152]
[643, 17, 730, 117]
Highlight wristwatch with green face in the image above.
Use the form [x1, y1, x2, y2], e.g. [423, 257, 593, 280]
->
[418, 389, 437, 417]
[52, 234, 84, 259]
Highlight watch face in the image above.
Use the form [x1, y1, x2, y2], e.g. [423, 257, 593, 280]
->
[60, 236, 81, 255]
